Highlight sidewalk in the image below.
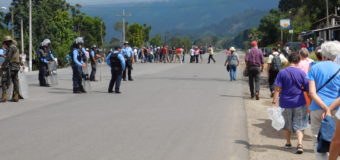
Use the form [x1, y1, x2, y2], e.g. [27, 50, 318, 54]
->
[242, 68, 314, 160]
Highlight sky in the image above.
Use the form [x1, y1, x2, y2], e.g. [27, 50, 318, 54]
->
[0, 0, 168, 7]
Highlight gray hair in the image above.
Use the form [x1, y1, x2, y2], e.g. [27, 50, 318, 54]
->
[299, 48, 309, 58]
[41, 39, 51, 47]
[75, 37, 84, 44]
[321, 41, 340, 60]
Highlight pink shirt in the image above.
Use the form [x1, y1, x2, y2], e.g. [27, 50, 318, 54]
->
[297, 58, 314, 74]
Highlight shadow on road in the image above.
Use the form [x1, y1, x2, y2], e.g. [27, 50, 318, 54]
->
[235, 140, 314, 154]
[252, 119, 313, 141]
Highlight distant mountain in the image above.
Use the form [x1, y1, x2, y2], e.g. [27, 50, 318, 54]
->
[80, 0, 280, 41]
[168, 9, 269, 38]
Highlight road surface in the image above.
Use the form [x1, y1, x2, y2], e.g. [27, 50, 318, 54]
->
[0, 52, 249, 160]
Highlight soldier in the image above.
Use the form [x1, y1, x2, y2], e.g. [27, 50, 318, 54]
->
[71, 37, 87, 94]
[106, 46, 125, 94]
[0, 36, 21, 102]
[37, 39, 56, 87]
[122, 41, 134, 81]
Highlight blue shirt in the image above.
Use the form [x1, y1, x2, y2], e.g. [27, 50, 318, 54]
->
[72, 49, 84, 67]
[106, 51, 126, 69]
[0, 49, 4, 55]
[122, 46, 134, 58]
[90, 50, 95, 58]
[307, 61, 340, 110]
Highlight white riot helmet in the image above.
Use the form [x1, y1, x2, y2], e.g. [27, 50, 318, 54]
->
[41, 39, 51, 47]
[75, 37, 84, 44]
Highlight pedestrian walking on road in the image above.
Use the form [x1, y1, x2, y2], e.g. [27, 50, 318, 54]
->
[106, 47, 125, 94]
[267, 47, 288, 97]
[307, 41, 340, 160]
[190, 47, 195, 63]
[245, 41, 264, 100]
[194, 47, 200, 63]
[297, 48, 313, 74]
[225, 47, 239, 81]
[207, 45, 216, 64]
[122, 41, 134, 81]
[328, 98, 340, 160]
[0, 36, 21, 102]
[272, 52, 309, 154]
[71, 37, 87, 94]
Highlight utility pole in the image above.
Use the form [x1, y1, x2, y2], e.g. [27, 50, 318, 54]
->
[116, 9, 131, 43]
[29, 0, 32, 72]
[326, 0, 331, 40]
[20, 18, 24, 54]
[11, 7, 14, 38]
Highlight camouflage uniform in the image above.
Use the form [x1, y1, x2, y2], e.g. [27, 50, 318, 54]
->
[1, 41, 20, 102]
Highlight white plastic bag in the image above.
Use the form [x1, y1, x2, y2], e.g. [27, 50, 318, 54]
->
[267, 107, 285, 131]
[336, 109, 340, 119]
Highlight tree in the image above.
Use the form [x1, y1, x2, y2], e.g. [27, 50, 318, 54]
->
[126, 23, 145, 47]
[150, 34, 162, 46]
[257, 9, 282, 47]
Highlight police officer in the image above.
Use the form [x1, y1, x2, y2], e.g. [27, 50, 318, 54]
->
[89, 45, 98, 81]
[122, 41, 134, 81]
[0, 36, 21, 102]
[106, 47, 125, 94]
[37, 39, 56, 87]
[71, 37, 87, 94]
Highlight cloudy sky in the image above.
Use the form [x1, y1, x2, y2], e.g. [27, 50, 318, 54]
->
[0, 0, 169, 7]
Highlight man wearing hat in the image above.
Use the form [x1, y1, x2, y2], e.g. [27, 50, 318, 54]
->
[245, 41, 264, 100]
[122, 41, 134, 81]
[37, 39, 56, 87]
[0, 36, 21, 102]
[106, 46, 125, 94]
[70, 37, 87, 94]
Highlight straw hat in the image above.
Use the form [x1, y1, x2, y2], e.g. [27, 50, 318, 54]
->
[229, 47, 236, 52]
[3, 36, 14, 42]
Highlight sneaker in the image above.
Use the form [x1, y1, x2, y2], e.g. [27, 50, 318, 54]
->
[296, 144, 304, 154]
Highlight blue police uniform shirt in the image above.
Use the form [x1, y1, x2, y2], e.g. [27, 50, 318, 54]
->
[0, 48, 4, 55]
[90, 50, 95, 58]
[40, 50, 55, 64]
[122, 46, 134, 58]
[73, 49, 84, 67]
[106, 51, 126, 69]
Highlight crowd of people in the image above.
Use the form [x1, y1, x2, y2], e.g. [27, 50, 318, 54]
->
[245, 40, 340, 159]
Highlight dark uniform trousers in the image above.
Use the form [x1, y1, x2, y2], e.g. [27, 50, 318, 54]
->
[1, 67, 19, 95]
[109, 68, 123, 92]
[268, 70, 279, 93]
[248, 66, 261, 96]
[72, 64, 83, 90]
[38, 62, 48, 86]
[123, 57, 132, 80]
[90, 63, 97, 81]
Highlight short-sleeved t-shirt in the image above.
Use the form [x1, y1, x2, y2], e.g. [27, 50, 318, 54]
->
[307, 61, 340, 110]
[274, 67, 309, 108]
[297, 58, 314, 74]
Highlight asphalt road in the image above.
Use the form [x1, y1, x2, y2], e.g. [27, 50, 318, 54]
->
[0, 52, 249, 160]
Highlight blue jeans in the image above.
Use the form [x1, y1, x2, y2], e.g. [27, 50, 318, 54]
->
[229, 65, 237, 81]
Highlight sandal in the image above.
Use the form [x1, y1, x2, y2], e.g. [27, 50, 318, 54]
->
[296, 144, 304, 154]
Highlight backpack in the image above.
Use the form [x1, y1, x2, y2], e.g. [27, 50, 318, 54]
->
[271, 54, 282, 71]
[109, 53, 122, 70]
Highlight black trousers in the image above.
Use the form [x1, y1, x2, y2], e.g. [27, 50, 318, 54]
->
[268, 70, 279, 93]
[123, 59, 132, 80]
[72, 64, 83, 90]
[109, 69, 123, 92]
[38, 63, 48, 86]
[208, 55, 216, 63]
[248, 66, 261, 96]
[90, 63, 97, 81]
